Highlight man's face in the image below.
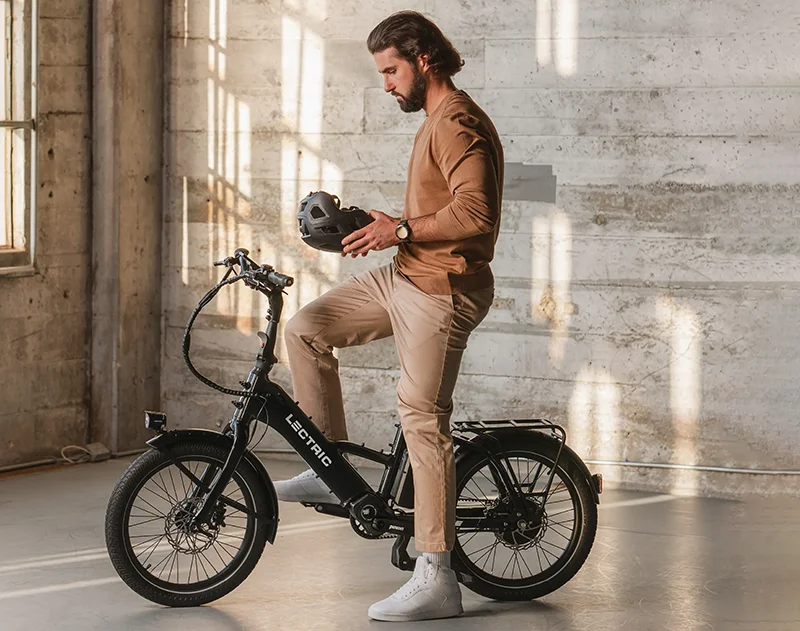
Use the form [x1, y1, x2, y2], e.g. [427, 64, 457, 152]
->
[373, 48, 427, 113]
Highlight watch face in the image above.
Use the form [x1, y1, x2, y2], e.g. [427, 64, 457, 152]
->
[396, 224, 409, 240]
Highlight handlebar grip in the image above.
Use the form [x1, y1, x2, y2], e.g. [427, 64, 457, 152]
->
[268, 271, 294, 288]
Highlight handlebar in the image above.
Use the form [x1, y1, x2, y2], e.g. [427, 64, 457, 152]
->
[213, 248, 294, 290]
[267, 271, 294, 287]
[183, 247, 293, 399]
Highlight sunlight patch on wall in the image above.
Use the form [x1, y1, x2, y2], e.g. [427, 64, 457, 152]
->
[531, 209, 574, 367]
[657, 297, 703, 496]
[535, 0, 579, 76]
[568, 364, 621, 462]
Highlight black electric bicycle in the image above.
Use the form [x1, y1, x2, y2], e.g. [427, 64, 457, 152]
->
[105, 248, 602, 607]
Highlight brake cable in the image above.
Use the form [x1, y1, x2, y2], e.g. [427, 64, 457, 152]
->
[181, 266, 262, 398]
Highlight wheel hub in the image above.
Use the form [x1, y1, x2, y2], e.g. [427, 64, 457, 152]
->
[495, 497, 545, 548]
[165, 497, 220, 553]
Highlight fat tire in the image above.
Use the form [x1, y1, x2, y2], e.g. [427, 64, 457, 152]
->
[105, 441, 271, 607]
[453, 435, 597, 601]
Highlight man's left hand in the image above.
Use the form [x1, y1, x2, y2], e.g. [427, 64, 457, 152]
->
[341, 210, 400, 258]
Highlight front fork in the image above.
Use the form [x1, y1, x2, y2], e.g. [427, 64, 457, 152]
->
[189, 419, 250, 526]
[190, 377, 264, 526]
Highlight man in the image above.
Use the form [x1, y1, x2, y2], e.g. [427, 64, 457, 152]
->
[276, 10, 504, 622]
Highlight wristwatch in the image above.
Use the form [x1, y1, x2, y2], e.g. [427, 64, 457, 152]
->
[395, 219, 413, 243]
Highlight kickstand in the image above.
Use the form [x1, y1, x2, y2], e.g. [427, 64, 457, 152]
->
[390, 534, 416, 571]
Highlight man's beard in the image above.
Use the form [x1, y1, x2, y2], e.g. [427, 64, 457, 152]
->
[394, 66, 426, 113]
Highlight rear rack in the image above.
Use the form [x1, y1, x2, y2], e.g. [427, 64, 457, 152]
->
[452, 418, 567, 502]
[453, 418, 566, 442]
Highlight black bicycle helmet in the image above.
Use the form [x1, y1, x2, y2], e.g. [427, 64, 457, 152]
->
[297, 190, 374, 252]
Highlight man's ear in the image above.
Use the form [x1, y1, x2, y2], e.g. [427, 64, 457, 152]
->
[417, 54, 430, 74]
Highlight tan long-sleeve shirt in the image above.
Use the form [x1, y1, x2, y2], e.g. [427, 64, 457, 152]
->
[394, 89, 504, 295]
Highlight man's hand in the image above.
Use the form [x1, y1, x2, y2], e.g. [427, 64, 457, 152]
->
[341, 210, 400, 258]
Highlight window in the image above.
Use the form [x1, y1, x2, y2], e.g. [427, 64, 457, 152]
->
[0, 0, 36, 273]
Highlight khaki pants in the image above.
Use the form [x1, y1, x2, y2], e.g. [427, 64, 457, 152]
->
[283, 262, 493, 552]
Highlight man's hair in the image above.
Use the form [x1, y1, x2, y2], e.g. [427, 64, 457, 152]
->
[367, 11, 464, 78]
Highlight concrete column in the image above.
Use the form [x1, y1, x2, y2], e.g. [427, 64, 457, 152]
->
[91, 0, 164, 453]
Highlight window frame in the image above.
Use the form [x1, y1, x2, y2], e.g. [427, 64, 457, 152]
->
[0, 0, 37, 276]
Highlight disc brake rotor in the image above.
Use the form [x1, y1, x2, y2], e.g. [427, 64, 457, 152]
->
[494, 497, 546, 549]
[164, 497, 220, 554]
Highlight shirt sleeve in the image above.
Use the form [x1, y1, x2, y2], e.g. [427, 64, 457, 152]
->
[431, 111, 500, 239]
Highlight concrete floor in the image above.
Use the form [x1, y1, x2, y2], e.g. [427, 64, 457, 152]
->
[0, 456, 798, 631]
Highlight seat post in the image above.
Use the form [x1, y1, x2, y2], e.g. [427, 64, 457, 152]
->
[377, 423, 408, 499]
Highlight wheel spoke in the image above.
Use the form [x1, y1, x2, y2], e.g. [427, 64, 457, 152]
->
[141, 482, 174, 506]
[151, 550, 175, 578]
[212, 541, 231, 566]
[217, 538, 243, 555]
[197, 549, 218, 578]
[539, 539, 566, 558]
[131, 502, 164, 519]
[166, 466, 183, 503]
[167, 548, 179, 582]
[131, 532, 165, 549]
[548, 524, 572, 541]
[139, 535, 167, 566]
[518, 548, 535, 577]
[501, 549, 515, 578]
[135, 495, 168, 519]
[129, 515, 164, 528]
[544, 497, 573, 506]
[188, 551, 197, 584]
[512, 550, 523, 579]
[156, 471, 177, 504]
[526, 462, 546, 492]
[545, 481, 566, 503]
[459, 531, 480, 548]
[472, 541, 500, 568]
[547, 508, 575, 519]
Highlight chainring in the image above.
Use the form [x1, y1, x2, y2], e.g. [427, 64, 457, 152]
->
[349, 516, 397, 540]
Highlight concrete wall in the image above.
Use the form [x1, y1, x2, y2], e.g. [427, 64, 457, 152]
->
[164, 0, 800, 496]
[0, 0, 92, 468]
[1, 0, 164, 468]
[91, 0, 164, 455]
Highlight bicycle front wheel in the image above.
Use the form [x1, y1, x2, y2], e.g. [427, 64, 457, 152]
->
[105, 440, 271, 607]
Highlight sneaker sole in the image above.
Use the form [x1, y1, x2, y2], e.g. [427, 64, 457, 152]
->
[367, 603, 464, 622]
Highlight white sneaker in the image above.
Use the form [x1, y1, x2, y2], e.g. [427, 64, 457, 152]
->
[368, 555, 463, 622]
[273, 469, 338, 504]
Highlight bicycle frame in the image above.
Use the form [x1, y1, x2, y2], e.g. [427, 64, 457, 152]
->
[148, 253, 598, 547]
[162, 274, 416, 533]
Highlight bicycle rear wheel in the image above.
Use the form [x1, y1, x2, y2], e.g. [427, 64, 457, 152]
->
[453, 435, 597, 601]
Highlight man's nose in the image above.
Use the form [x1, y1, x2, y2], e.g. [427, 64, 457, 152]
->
[384, 78, 394, 93]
